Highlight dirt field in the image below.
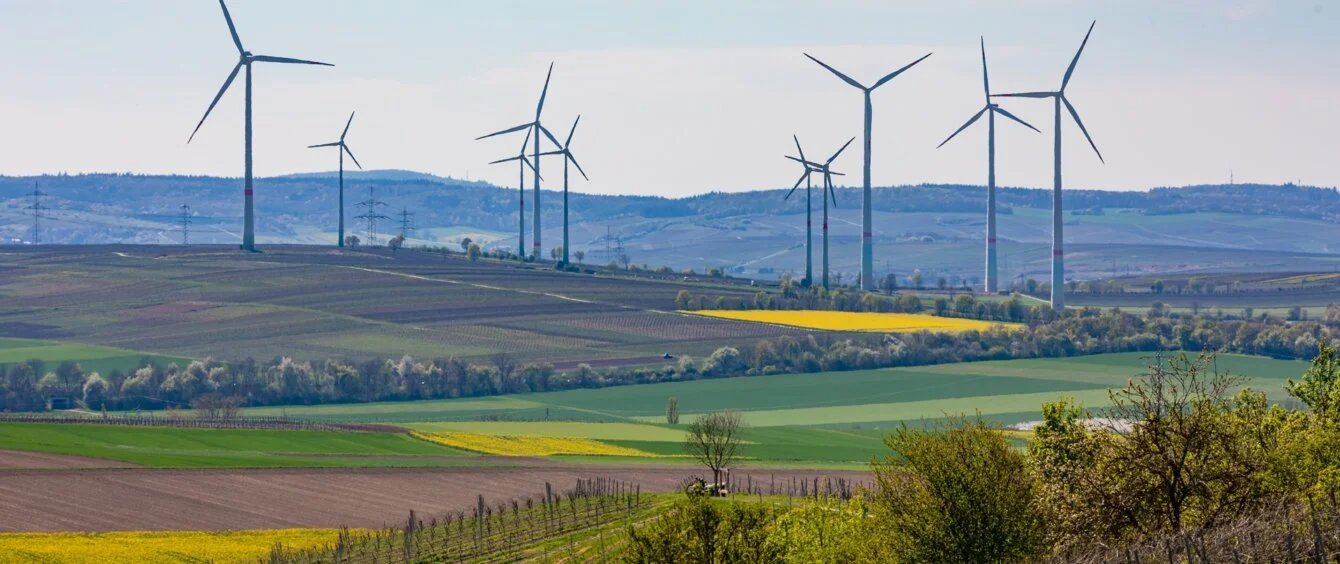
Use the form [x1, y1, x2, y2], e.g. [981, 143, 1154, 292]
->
[0, 449, 138, 470]
[0, 465, 869, 532]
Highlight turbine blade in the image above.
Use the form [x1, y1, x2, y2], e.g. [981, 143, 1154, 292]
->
[828, 179, 838, 207]
[793, 134, 807, 164]
[785, 155, 823, 168]
[980, 36, 990, 102]
[520, 126, 533, 151]
[308, 141, 341, 148]
[567, 153, 589, 181]
[187, 62, 242, 143]
[341, 111, 355, 141]
[829, 171, 846, 177]
[535, 150, 564, 157]
[343, 144, 363, 169]
[521, 157, 544, 181]
[936, 106, 988, 149]
[565, 115, 580, 147]
[1063, 97, 1104, 163]
[785, 172, 806, 199]
[538, 123, 562, 149]
[252, 54, 333, 66]
[992, 91, 1057, 99]
[804, 53, 866, 90]
[871, 52, 933, 90]
[218, 0, 244, 54]
[490, 155, 525, 165]
[536, 62, 554, 118]
[993, 106, 1040, 133]
[1062, 20, 1096, 91]
[476, 122, 533, 141]
[827, 136, 856, 164]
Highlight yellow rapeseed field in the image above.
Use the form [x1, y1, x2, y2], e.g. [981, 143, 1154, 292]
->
[683, 309, 1016, 333]
[411, 431, 659, 457]
[0, 528, 345, 564]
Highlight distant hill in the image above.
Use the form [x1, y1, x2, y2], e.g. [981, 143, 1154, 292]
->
[2, 171, 1337, 282]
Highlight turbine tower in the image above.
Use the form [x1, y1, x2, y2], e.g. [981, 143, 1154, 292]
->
[537, 116, 589, 266]
[487, 128, 540, 258]
[477, 63, 559, 260]
[993, 21, 1104, 311]
[308, 112, 363, 247]
[188, 0, 332, 253]
[805, 51, 932, 291]
[787, 137, 854, 290]
[936, 38, 1039, 294]
[783, 135, 818, 286]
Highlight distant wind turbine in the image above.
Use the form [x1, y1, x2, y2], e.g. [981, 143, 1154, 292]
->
[538, 116, 589, 266]
[187, 0, 333, 252]
[783, 135, 818, 286]
[488, 128, 540, 258]
[937, 38, 1040, 294]
[787, 137, 855, 289]
[805, 51, 932, 291]
[308, 112, 363, 248]
[477, 63, 560, 260]
[993, 21, 1104, 310]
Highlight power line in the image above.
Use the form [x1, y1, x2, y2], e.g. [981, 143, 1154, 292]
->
[180, 204, 192, 245]
[353, 187, 390, 245]
[23, 182, 47, 244]
[398, 208, 415, 238]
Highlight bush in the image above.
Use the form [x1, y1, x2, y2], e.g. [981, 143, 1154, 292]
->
[872, 416, 1051, 562]
[625, 494, 781, 563]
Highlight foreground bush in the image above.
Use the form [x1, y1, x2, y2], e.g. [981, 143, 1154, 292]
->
[624, 491, 781, 563]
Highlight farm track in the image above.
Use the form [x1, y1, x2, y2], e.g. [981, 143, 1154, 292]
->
[0, 465, 869, 532]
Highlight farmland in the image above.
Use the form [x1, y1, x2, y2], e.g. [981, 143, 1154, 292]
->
[685, 309, 1018, 332]
[0, 528, 346, 564]
[0, 337, 190, 378]
[0, 245, 812, 365]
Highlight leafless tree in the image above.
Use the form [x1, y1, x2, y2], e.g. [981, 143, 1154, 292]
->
[684, 410, 744, 493]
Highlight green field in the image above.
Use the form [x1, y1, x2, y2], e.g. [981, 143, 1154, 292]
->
[0, 423, 491, 469]
[0, 337, 192, 376]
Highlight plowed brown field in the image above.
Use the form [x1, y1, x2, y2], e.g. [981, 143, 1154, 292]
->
[0, 466, 868, 532]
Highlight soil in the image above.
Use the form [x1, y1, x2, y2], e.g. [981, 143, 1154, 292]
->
[0, 465, 869, 532]
[0, 449, 139, 470]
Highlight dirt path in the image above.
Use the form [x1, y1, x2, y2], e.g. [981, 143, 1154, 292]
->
[0, 465, 869, 532]
[0, 449, 139, 470]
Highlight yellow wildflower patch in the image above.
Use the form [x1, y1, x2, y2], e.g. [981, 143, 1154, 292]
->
[0, 528, 345, 564]
[411, 431, 659, 457]
[683, 309, 1016, 333]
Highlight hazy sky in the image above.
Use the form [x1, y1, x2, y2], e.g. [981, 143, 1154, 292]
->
[1, 0, 1336, 196]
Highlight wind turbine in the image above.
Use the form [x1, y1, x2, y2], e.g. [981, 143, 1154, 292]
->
[783, 135, 818, 286]
[787, 137, 855, 289]
[805, 51, 932, 291]
[537, 116, 589, 266]
[487, 128, 540, 258]
[936, 38, 1040, 294]
[188, 0, 333, 252]
[993, 21, 1104, 311]
[308, 112, 363, 248]
[477, 63, 560, 260]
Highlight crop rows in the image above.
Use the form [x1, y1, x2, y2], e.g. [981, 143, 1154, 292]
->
[268, 478, 651, 564]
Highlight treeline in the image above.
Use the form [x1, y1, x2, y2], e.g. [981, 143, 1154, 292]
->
[626, 348, 1340, 562]
[1, 308, 1334, 414]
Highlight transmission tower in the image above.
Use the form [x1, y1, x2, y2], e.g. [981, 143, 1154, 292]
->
[354, 187, 390, 245]
[398, 208, 415, 238]
[23, 182, 46, 244]
[180, 204, 192, 245]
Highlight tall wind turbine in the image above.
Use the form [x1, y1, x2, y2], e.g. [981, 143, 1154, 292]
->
[787, 137, 854, 289]
[477, 63, 559, 260]
[488, 128, 540, 258]
[936, 38, 1040, 294]
[783, 135, 818, 286]
[993, 21, 1104, 311]
[188, 0, 333, 252]
[308, 112, 363, 247]
[538, 116, 589, 266]
[805, 51, 932, 291]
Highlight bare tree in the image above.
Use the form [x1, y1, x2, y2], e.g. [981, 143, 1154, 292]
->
[684, 410, 744, 493]
[573, 250, 585, 264]
[665, 396, 679, 425]
[490, 353, 517, 384]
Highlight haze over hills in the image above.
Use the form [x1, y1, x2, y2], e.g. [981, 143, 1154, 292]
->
[3, 172, 1338, 284]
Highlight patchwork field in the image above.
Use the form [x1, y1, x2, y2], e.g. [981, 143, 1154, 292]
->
[0, 337, 190, 377]
[0, 528, 345, 563]
[0, 245, 812, 365]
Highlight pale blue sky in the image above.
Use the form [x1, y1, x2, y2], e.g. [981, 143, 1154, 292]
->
[1, 0, 1336, 195]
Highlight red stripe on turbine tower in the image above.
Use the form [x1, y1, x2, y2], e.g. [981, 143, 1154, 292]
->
[244, 189, 253, 196]
[1053, 249, 1064, 256]
[862, 231, 872, 236]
